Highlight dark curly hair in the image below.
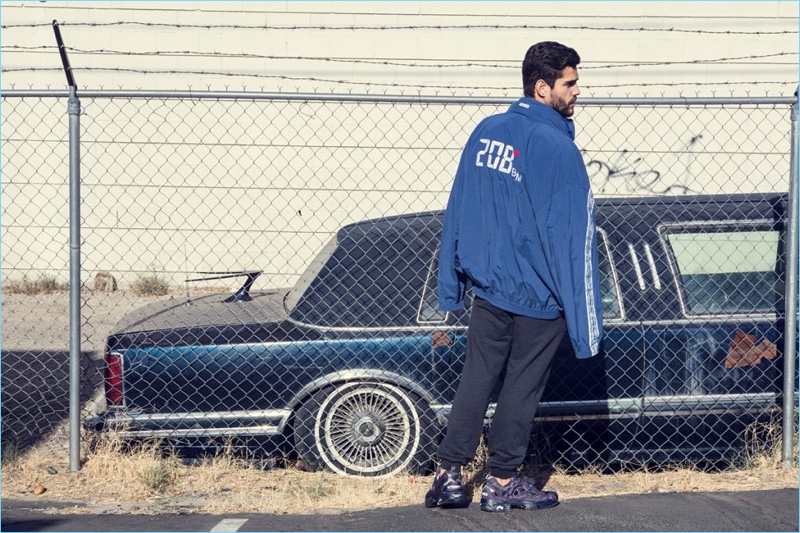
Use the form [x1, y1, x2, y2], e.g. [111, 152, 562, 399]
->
[522, 41, 581, 97]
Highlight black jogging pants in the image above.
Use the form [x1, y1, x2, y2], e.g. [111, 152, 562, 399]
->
[436, 297, 567, 479]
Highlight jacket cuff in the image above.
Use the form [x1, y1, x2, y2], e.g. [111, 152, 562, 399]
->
[439, 302, 464, 312]
[574, 347, 598, 359]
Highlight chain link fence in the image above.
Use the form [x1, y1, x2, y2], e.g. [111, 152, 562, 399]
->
[1, 90, 796, 475]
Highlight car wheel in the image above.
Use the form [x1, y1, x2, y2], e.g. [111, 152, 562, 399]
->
[294, 382, 436, 477]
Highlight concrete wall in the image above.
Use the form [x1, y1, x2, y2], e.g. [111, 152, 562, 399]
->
[2, 2, 797, 97]
[1, 2, 797, 290]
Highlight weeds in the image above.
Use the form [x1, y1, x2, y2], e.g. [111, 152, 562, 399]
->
[2, 424, 796, 515]
[131, 274, 170, 296]
[5, 274, 68, 294]
[1, 439, 24, 467]
[300, 473, 332, 501]
[138, 460, 178, 495]
[81, 432, 180, 498]
[734, 414, 799, 471]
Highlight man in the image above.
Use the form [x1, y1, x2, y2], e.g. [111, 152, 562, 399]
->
[424, 41, 602, 513]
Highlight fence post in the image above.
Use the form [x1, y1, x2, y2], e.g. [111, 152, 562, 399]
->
[53, 20, 82, 473]
[67, 84, 82, 473]
[783, 89, 799, 469]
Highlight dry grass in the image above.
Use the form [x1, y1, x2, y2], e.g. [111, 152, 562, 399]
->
[130, 274, 170, 297]
[4, 274, 68, 295]
[2, 426, 797, 516]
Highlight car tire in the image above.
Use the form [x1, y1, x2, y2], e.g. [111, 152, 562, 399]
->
[293, 382, 436, 477]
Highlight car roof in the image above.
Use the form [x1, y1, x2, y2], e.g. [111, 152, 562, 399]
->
[289, 192, 787, 330]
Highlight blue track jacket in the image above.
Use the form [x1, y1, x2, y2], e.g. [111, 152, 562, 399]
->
[438, 97, 602, 359]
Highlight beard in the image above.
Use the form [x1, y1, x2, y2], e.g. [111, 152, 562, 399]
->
[550, 95, 576, 118]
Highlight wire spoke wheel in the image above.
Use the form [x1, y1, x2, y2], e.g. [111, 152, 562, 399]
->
[294, 381, 437, 477]
[318, 385, 413, 474]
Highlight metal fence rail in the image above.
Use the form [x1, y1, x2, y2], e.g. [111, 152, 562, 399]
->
[1, 90, 796, 476]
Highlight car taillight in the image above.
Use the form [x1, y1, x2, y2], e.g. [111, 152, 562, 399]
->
[104, 352, 123, 406]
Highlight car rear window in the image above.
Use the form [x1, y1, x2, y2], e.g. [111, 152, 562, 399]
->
[288, 215, 441, 328]
[284, 235, 339, 314]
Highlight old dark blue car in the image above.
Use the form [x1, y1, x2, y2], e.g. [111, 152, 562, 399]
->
[90, 193, 787, 477]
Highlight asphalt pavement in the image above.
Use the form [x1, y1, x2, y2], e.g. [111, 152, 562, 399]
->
[2, 489, 798, 531]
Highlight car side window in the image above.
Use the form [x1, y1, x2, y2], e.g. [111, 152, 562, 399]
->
[419, 231, 620, 324]
[661, 223, 785, 315]
[597, 229, 622, 320]
[417, 246, 448, 324]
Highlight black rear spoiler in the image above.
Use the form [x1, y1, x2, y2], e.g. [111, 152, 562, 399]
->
[185, 270, 262, 302]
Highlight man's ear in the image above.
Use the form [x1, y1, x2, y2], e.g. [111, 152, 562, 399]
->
[534, 79, 550, 100]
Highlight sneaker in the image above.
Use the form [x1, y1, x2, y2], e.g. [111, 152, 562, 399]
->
[480, 474, 559, 512]
[424, 465, 467, 508]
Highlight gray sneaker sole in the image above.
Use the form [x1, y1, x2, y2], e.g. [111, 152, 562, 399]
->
[480, 498, 559, 512]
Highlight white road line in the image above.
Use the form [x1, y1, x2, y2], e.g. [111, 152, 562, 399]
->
[210, 518, 248, 532]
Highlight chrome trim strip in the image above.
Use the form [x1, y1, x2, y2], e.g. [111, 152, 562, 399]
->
[659, 219, 776, 232]
[287, 369, 438, 409]
[535, 405, 780, 423]
[643, 392, 777, 409]
[630, 314, 780, 326]
[432, 407, 778, 424]
[538, 399, 644, 416]
[285, 315, 466, 333]
[432, 398, 644, 425]
[109, 409, 291, 423]
[104, 408, 293, 435]
[433, 393, 778, 424]
[109, 427, 284, 439]
[629, 243, 646, 290]
[643, 243, 662, 290]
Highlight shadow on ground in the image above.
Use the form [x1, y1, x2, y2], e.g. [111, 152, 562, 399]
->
[1, 350, 103, 454]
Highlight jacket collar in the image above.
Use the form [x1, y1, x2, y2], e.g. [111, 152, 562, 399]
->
[508, 97, 575, 140]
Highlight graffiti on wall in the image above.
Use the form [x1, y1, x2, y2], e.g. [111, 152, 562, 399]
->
[584, 133, 706, 195]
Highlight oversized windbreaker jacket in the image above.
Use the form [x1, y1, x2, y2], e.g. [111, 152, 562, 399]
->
[438, 97, 602, 359]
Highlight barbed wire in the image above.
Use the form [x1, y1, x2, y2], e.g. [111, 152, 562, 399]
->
[3, 66, 795, 92]
[3, 3, 789, 21]
[2, 20, 797, 35]
[585, 52, 798, 69]
[2, 46, 796, 70]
